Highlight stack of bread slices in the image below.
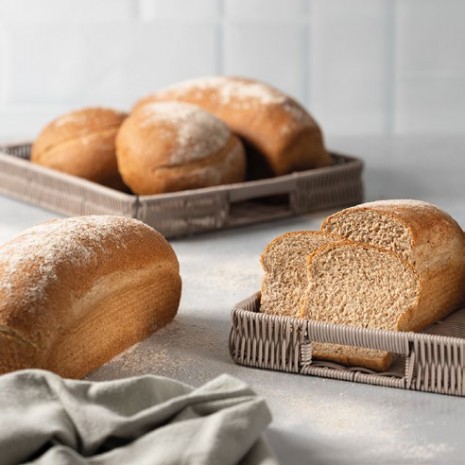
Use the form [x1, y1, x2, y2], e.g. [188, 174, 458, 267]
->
[260, 199, 465, 371]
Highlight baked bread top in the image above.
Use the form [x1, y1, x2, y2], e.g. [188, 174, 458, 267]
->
[133, 76, 332, 178]
[31, 107, 127, 189]
[0, 215, 181, 378]
[321, 199, 465, 273]
[116, 101, 246, 194]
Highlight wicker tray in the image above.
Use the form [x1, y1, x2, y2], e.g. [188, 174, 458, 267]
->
[230, 292, 465, 397]
[0, 142, 363, 238]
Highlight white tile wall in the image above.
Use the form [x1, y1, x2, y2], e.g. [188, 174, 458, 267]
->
[309, 0, 391, 135]
[395, 0, 465, 134]
[223, 22, 308, 102]
[0, 0, 464, 139]
[138, 0, 220, 21]
[224, 0, 308, 21]
[0, 0, 137, 22]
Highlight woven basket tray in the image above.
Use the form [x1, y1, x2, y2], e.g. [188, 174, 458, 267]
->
[230, 292, 465, 397]
[0, 142, 363, 238]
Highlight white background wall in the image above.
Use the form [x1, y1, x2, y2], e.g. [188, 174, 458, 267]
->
[0, 0, 464, 139]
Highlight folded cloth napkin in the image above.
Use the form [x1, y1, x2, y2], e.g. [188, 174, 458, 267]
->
[0, 370, 278, 465]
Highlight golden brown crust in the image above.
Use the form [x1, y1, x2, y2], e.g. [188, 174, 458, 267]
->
[31, 107, 128, 190]
[0, 216, 181, 379]
[312, 201, 465, 370]
[133, 76, 332, 178]
[116, 101, 246, 195]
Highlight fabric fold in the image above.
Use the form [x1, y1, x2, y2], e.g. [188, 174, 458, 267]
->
[0, 370, 277, 465]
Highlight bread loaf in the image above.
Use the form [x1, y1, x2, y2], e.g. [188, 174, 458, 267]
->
[116, 101, 246, 195]
[260, 200, 465, 371]
[31, 107, 127, 190]
[301, 200, 465, 370]
[260, 231, 341, 318]
[133, 76, 332, 179]
[320, 200, 465, 331]
[0, 216, 181, 379]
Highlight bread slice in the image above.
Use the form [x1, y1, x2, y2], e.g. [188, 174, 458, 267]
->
[304, 241, 420, 371]
[260, 231, 341, 318]
[321, 199, 465, 330]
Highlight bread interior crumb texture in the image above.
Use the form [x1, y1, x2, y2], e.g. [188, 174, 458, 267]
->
[260, 233, 338, 317]
[323, 211, 413, 261]
[307, 244, 418, 329]
[305, 243, 420, 370]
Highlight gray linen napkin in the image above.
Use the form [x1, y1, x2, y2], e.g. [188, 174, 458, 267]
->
[0, 369, 277, 465]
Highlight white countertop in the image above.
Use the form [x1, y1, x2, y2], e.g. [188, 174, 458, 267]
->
[1, 135, 464, 465]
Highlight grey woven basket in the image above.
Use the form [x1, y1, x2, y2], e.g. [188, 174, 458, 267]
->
[230, 292, 465, 396]
[0, 142, 363, 238]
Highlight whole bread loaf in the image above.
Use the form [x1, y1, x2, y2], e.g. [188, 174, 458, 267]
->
[0, 216, 181, 378]
[133, 76, 332, 179]
[31, 107, 127, 190]
[116, 101, 246, 194]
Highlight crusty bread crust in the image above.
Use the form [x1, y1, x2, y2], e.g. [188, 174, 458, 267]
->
[116, 101, 246, 194]
[31, 107, 127, 190]
[133, 76, 332, 178]
[0, 216, 181, 379]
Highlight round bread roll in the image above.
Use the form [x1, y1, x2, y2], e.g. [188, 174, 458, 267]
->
[133, 76, 332, 179]
[116, 101, 246, 195]
[0, 216, 181, 379]
[31, 107, 128, 190]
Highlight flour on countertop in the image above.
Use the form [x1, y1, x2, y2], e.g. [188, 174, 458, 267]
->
[263, 385, 453, 462]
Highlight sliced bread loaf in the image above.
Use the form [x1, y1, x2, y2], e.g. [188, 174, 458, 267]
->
[260, 231, 341, 318]
[304, 241, 420, 371]
[320, 199, 465, 330]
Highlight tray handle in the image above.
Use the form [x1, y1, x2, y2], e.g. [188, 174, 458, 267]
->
[228, 176, 297, 203]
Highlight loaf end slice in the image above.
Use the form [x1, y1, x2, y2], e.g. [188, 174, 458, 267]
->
[260, 231, 341, 318]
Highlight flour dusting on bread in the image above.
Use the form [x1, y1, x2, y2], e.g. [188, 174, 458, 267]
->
[157, 76, 313, 127]
[0, 216, 150, 306]
[137, 101, 230, 165]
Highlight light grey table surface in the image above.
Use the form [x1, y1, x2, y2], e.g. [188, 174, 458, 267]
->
[1, 135, 464, 465]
